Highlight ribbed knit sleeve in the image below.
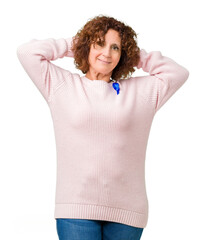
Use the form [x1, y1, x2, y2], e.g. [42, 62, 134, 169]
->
[137, 49, 190, 113]
[16, 38, 74, 103]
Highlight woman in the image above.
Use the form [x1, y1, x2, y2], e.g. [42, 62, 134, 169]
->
[17, 15, 189, 240]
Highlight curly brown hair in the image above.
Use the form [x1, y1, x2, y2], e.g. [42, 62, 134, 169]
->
[71, 15, 140, 80]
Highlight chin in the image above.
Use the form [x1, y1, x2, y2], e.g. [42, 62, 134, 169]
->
[94, 67, 114, 75]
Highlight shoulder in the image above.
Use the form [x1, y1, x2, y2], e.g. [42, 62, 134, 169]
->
[120, 75, 155, 86]
[119, 75, 158, 93]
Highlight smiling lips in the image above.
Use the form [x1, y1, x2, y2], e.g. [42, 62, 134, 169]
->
[98, 58, 111, 64]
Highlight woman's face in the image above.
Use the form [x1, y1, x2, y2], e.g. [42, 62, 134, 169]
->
[87, 29, 121, 77]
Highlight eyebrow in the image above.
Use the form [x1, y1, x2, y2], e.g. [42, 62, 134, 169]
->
[109, 42, 120, 46]
[96, 38, 121, 48]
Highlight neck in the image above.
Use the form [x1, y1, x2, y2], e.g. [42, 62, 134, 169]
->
[85, 70, 112, 83]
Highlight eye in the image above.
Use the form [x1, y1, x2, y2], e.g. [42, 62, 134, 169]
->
[112, 45, 120, 50]
[98, 42, 104, 46]
[96, 39, 104, 47]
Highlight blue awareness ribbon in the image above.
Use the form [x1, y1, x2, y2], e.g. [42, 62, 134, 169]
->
[111, 79, 120, 95]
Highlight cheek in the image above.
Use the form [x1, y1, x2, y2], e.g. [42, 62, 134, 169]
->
[88, 50, 99, 63]
[88, 53, 95, 66]
[114, 54, 121, 65]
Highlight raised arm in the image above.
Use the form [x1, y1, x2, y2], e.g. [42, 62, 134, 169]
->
[137, 49, 189, 113]
[16, 37, 74, 103]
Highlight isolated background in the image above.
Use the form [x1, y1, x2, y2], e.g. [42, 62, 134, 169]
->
[0, 0, 205, 239]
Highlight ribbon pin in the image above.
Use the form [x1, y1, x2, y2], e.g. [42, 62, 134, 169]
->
[111, 79, 120, 95]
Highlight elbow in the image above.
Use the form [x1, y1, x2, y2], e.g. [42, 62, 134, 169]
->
[16, 39, 36, 59]
[16, 44, 26, 60]
[182, 67, 190, 83]
[16, 46, 21, 58]
[177, 65, 189, 85]
[16, 46, 23, 61]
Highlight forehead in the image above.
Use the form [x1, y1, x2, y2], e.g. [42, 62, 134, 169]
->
[94, 29, 121, 43]
[105, 29, 121, 42]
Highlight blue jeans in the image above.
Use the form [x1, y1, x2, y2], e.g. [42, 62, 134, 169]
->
[56, 218, 144, 240]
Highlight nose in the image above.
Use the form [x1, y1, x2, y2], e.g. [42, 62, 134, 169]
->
[102, 46, 111, 58]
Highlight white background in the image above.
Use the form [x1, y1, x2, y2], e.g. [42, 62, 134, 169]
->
[0, 0, 205, 239]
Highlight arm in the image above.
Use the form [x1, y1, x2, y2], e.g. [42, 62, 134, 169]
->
[16, 37, 74, 103]
[137, 49, 189, 113]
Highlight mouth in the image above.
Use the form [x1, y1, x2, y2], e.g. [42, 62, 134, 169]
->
[97, 58, 111, 64]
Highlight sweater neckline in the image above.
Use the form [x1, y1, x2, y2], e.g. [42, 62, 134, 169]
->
[81, 76, 122, 88]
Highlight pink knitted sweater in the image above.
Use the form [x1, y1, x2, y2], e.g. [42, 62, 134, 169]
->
[16, 37, 189, 228]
